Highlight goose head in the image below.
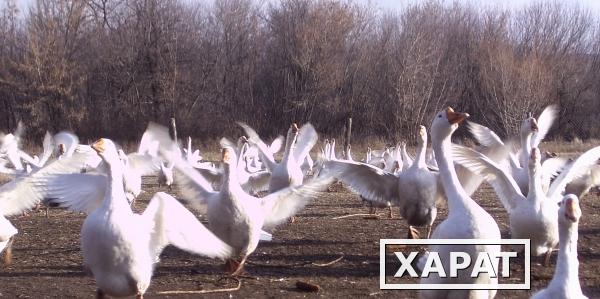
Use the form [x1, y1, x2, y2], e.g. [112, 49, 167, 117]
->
[430, 107, 469, 140]
[91, 138, 120, 164]
[559, 194, 581, 224]
[520, 116, 538, 138]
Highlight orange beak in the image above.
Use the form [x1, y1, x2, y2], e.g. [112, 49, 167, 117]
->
[91, 139, 106, 153]
[565, 196, 581, 222]
[530, 119, 539, 132]
[222, 148, 231, 163]
[446, 107, 469, 124]
[292, 123, 299, 133]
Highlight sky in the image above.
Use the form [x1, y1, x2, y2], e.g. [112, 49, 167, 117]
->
[7, 0, 600, 16]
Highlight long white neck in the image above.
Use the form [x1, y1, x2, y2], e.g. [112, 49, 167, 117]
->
[520, 133, 532, 167]
[413, 135, 428, 169]
[432, 135, 470, 213]
[528, 160, 545, 203]
[282, 132, 297, 164]
[549, 220, 582, 291]
[103, 160, 130, 212]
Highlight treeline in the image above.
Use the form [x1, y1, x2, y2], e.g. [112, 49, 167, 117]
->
[0, 0, 599, 143]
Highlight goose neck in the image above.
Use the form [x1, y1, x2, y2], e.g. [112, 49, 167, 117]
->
[104, 161, 130, 211]
[414, 137, 428, 168]
[432, 136, 470, 212]
[282, 134, 297, 163]
[520, 134, 532, 166]
[528, 161, 545, 202]
[554, 223, 581, 287]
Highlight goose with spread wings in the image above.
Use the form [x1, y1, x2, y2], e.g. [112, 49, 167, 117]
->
[324, 125, 442, 239]
[35, 138, 232, 298]
[168, 139, 332, 276]
[454, 142, 600, 264]
[238, 122, 318, 193]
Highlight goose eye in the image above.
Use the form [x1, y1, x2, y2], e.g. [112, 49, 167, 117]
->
[438, 114, 442, 118]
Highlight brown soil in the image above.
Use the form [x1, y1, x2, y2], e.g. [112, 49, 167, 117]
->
[1, 178, 599, 298]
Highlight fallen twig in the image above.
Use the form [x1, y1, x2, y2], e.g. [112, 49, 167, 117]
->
[247, 255, 344, 267]
[312, 255, 344, 267]
[332, 213, 380, 220]
[156, 276, 241, 295]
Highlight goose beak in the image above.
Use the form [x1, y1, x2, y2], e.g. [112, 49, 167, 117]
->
[292, 123, 299, 133]
[565, 196, 581, 222]
[91, 139, 106, 153]
[446, 107, 469, 124]
[531, 119, 538, 132]
[222, 148, 232, 163]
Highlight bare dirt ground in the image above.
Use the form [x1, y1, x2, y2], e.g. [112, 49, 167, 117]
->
[1, 177, 600, 298]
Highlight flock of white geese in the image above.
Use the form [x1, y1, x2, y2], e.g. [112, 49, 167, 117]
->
[0, 106, 598, 298]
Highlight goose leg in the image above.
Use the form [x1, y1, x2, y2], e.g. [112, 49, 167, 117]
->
[407, 226, 420, 239]
[231, 256, 248, 276]
[225, 258, 240, 274]
[388, 205, 393, 218]
[426, 225, 432, 239]
[136, 293, 143, 299]
[45, 206, 49, 218]
[3, 236, 14, 265]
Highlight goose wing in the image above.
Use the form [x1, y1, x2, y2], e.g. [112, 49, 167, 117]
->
[540, 157, 569, 192]
[467, 121, 504, 147]
[548, 146, 600, 200]
[0, 151, 96, 216]
[293, 123, 318, 163]
[269, 135, 285, 154]
[143, 192, 231, 261]
[453, 144, 524, 211]
[127, 152, 161, 176]
[237, 122, 277, 172]
[260, 176, 333, 227]
[173, 160, 219, 209]
[323, 159, 400, 204]
[37, 173, 108, 214]
[37, 131, 54, 167]
[531, 105, 558, 148]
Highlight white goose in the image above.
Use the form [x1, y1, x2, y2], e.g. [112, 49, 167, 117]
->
[324, 125, 441, 238]
[531, 194, 588, 299]
[169, 142, 331, 275]
[453, 146, 559, 263]
[38, 138, 232, 298]
[420, 107, 500, 299]
[239, 122, 317, 193]
[468, 105, 558, 195]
